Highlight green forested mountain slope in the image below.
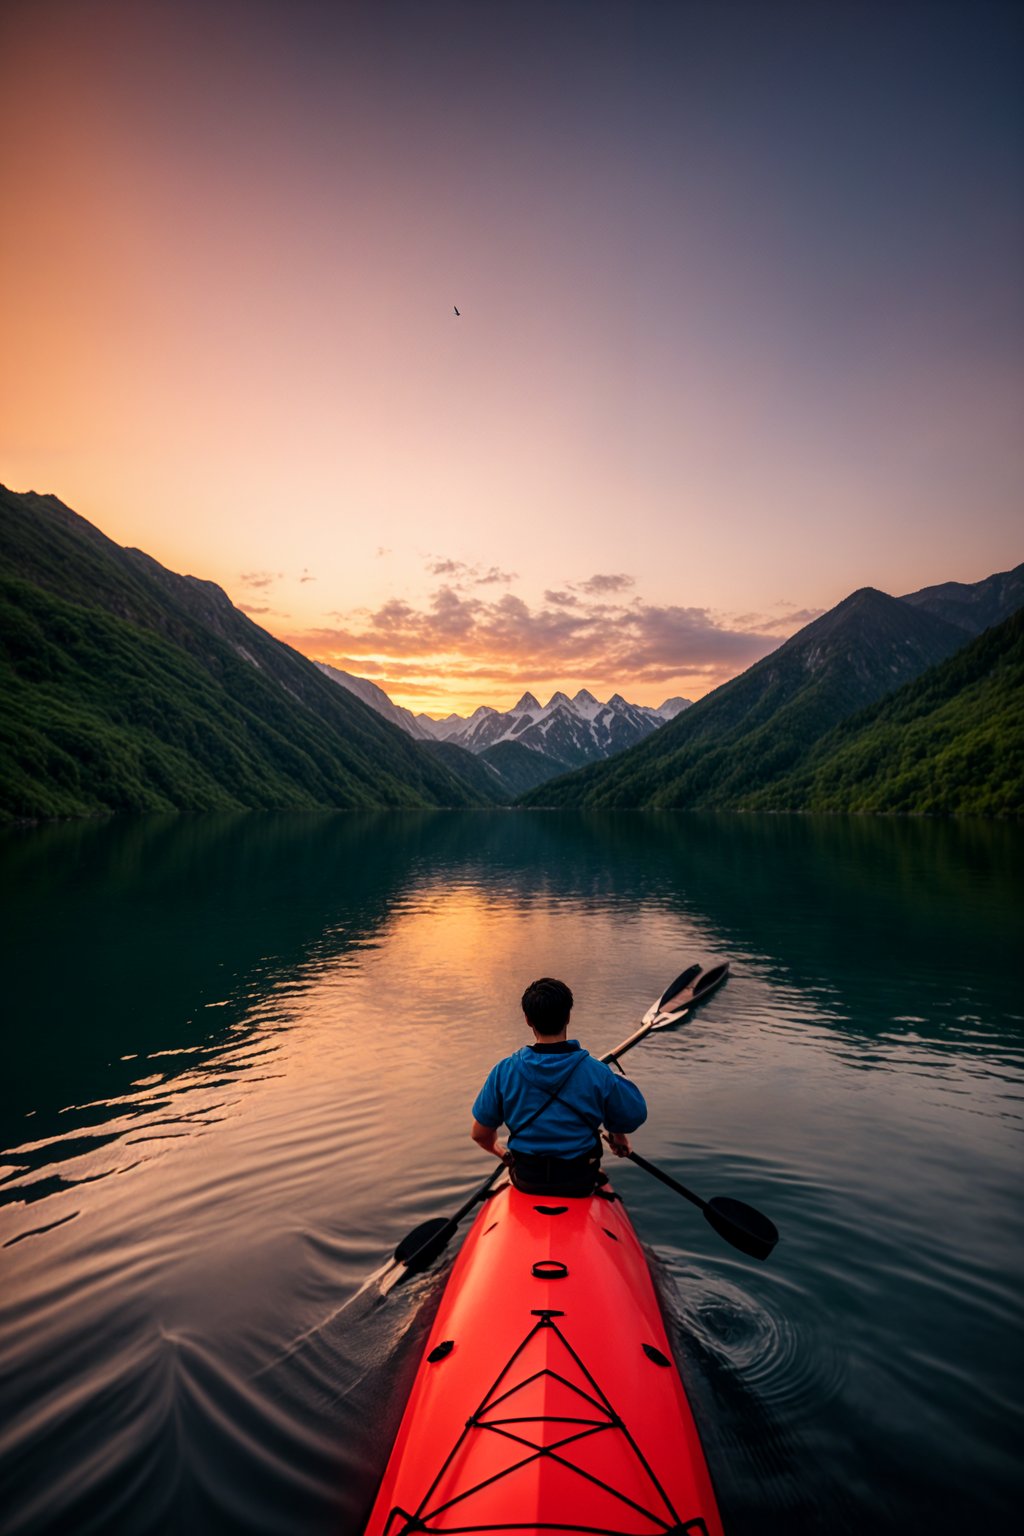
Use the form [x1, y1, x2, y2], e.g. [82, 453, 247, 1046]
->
[0, 486, 484, 819]
[521, 588, 968, 808]
[742, 610, 1024, 815]
[420, 739, 507, 803]
[479, 739, 569, 796]
[419, 738, 569, 802]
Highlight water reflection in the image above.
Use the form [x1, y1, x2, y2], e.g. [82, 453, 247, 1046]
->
[1, 811, 1021, 1535]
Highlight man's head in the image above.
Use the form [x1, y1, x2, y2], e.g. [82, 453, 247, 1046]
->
[521, 977, 574, 1037]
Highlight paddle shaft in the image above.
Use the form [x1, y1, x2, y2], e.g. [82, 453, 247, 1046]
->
[446, 1162, 505, 1227]
[624, 1147, 706, 1211]
[616, 1143, 779, 1260]
[600, 1020, 659, 1066]
[600, 1003, 693, 1067]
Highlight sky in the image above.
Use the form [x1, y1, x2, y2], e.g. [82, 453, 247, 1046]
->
[1, 0, 1021, 715]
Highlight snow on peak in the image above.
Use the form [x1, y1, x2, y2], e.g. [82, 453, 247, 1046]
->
[656, 696, 692, 720]
[570, 688, 602, 721]
[510, 691, 542, 715]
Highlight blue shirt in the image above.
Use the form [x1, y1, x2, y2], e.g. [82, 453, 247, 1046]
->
[472, 1040, 647, 1158]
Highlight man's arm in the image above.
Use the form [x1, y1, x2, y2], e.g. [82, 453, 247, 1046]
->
[601, 1068, 647, 1156]
[471, 1118, 509, 1161]
[471, 1064, 509, 1161]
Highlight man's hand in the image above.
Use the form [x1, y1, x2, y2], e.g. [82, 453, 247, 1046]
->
[471, 1119, 509, 1161]
[605, 1130, 632, 1158]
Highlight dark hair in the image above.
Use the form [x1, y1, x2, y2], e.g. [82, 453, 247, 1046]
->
[521, 977, 574, 1036]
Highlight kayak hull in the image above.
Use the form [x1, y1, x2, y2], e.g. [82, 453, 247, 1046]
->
[365, 1179, 724, 1536]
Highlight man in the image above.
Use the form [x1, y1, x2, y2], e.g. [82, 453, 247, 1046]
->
[470, 977, 647, 1196]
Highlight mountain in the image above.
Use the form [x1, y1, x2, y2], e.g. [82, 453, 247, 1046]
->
[418, 737, 575, 802]
[478, 739, 571, 796]
[314, 661, 436, 740]
[416, 691, 546, 750]
[415, 688, 690, 767]
[744, 608, 1024, 815]
[520, 587, 970, 808]
[0, 486, 485, 820]
[654, 697, 691, 721]
[418, 739, 507, 803]
[900, 563, 1024, 636]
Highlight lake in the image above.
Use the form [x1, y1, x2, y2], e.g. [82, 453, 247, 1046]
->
[1, 811, 1021, 1535]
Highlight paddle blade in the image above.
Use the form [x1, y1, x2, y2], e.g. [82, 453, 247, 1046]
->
[703, 1196, 778, 1262]
[690, 961, 729, 1003]
[654, 964, 703, 1015]
[393, 1216, 454, 1273]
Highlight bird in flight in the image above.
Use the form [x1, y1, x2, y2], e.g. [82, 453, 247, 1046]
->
[453, 305, 460, 316]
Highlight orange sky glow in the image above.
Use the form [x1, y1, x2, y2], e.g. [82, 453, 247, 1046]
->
[1, 0, 1021, 715]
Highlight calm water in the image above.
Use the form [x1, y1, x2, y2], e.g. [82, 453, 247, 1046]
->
[1, 811, 1021, 1535]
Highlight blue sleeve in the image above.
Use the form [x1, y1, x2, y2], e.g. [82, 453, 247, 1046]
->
[600, 1068, 647, 1134]
[472, 1063, 504, 1128]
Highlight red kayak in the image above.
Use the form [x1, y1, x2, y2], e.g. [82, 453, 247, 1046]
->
[365, 1177, 724, 1535]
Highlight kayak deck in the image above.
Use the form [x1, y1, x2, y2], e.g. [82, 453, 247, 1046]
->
[366, 1180, 723, 1535]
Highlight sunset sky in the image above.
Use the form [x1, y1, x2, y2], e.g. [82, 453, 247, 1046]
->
[1, 0, 1021, 714]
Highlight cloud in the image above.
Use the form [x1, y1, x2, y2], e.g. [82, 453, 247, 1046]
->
[578, 573, 635, 595]
[544, 589, 579, 606]
[767, 606, 823, 631]
[729, 605, 824, 635]
[238, 601, 271, 614]
[300, 569, 316, 583]
[285, 582, 782, 691]
[239, 570, 282, 589]
[426, 556, 518, 587]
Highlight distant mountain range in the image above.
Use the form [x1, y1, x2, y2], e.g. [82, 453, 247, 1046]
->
[521, 566, 1024, 812]
[0, 486, 487, 819]
[421, 689, 690, 762]
[315, 662, 690, 777]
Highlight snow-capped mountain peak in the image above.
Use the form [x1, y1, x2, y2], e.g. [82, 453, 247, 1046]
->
[566, 689, 602, 722]
[315, 667, 692, 768]
[429, 687, 691, 767]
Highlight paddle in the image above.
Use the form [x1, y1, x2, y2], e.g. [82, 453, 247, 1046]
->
[391, 1163, 506, 1277]
[388, 961, 719, 1282]
[612, 1143, 778, 1261]
[601, 963, 778, 1260]
[602, 962, 729, 1069]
